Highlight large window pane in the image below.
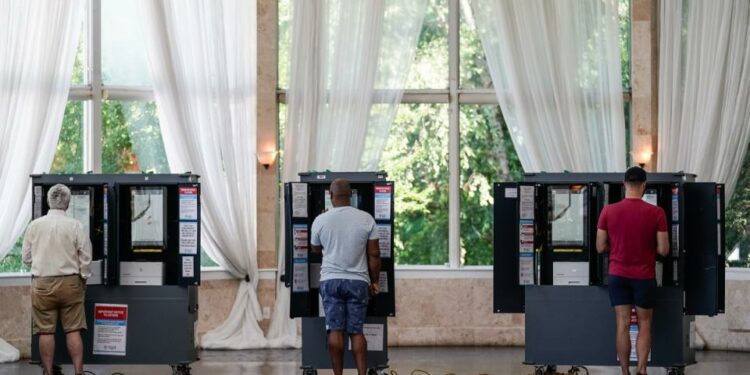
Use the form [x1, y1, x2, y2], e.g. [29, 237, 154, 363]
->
[101, 0, 152, 86]
[102, 101, 167, 173]
[51, 101, 85, 173]
[380, 104, 449, 265]
[619, 0, 631, 90]
[727, 144, 750, 268]
[278, 0, 292, 90]
[405, 0, 448, 89]
[460, 105, 523, 266]
[71, 23, 87, 85]
[459, 3, 493, 89]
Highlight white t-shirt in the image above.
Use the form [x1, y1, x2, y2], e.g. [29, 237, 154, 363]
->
[310, 206, 378, 284]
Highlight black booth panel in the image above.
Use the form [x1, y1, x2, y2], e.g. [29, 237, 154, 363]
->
[285, 175, 396, 318]
[493, 182, 525, 313]
[684, 183, 723, 316]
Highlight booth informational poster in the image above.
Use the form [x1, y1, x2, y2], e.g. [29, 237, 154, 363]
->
[292, 183, 308, 218]
[93, 304, 128, 356]
[348, 324, 384, 352]
[179, 222, 199, 254]
[374, 186, 392, 220]
[178, 186, 199, 220]
[376, 224, 391, 258]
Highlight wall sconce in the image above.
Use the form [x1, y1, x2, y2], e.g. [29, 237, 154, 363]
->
[633, 149, 653, 169]
[256, 151, 277, 170]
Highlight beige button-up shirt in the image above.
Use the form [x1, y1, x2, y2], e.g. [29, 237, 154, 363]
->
[22, 209, 93, 278]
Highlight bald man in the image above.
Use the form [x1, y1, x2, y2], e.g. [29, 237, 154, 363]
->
[310, 178, 380, 375]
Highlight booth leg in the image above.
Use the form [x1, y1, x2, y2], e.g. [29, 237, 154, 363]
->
[666, 367, 685, 375]
[302, 367, 318, 375]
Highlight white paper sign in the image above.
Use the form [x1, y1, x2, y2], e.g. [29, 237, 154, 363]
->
[182, 256, 194, 278]
[292, 183, 308, 218]
[373, 185, 392, 220]
[520, 186, 535, 220]
[519, 253, 534, 285]
[379, 272, 388, 293]
[293, 261, 309, 292]
[349, 324, 385, 352]
[179, 222, 198, 254]
[178, 187, 199, 220]
[34, 186, 42, 219]
[505, 188, 518, 198]
[93, 304, 128, 356]
[292, 225, 309, 259]
[376, 224, 392, 258]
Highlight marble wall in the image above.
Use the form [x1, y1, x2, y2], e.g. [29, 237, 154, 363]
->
[3, 276, 749, 359]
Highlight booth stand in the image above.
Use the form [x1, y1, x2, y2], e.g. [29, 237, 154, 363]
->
[283, 172, 395, 375]
[30, 173, 201, 375]
[494, 173, 725, 375]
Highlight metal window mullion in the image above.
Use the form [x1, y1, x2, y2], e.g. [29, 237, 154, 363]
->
[448, 0, 460, 269]
[84, 0, 102, 173]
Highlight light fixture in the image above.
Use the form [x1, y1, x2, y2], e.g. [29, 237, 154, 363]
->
[633, 148, 653, 169]
[256, 150, 277, 169]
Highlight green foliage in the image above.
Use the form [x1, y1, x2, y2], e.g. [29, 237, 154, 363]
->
[727, 147, 750, 267]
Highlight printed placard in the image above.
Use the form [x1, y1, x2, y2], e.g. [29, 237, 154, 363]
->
[292, 183, 308, 218]
[93, 304, 128, 356]
[378, 272, 389, 293]
[178, 186, 199, 220]
[179, 222, 199, 254]
[671, 188, 679, 222]
[671, 224, 680, 257]
[520, 186, 535, 220]
[374, 185, 393, 220]
[292, 260, 309, 292]
[33, 186, 42, 219]
[376, 224, 392, 258]
[349, 324, 385, 352]
[292, 224, 309, 259]
[182, 256, 194, 278]
[505, 187, 518, 198]
[519, 253, 534, 285]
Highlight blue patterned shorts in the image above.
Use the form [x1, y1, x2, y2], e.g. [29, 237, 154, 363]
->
[319, 279, 370, 334]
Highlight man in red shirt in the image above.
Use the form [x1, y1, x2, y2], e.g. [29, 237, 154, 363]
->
[596, 167, 670, 375]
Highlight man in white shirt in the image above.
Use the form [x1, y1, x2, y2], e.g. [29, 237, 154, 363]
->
[310, 179, 380, 375]
[23, 184, 92, 375]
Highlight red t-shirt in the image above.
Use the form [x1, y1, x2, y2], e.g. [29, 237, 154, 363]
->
[597, 198, 668, 279]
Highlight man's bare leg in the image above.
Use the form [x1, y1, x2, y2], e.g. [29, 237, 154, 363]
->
[65, 330, 84, 374]
[615, 305, 633, 375]
[39, 334, 55, 375]
[635, 307, 653, 375]
[351, 333, 368, 375]
[327, 330, 345, 375]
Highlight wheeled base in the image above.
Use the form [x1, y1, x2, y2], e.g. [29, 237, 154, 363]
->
[302, 366, 389, 375]
[531, 364, 683, 375]
[39, 362, 193, 375]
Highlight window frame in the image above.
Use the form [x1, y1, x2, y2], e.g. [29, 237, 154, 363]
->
[277, 0, 632, 268]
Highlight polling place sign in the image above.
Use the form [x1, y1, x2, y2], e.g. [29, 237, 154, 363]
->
[93, 304, 128, 356]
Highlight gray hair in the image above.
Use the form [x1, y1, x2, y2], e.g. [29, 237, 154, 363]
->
[47, 184, 71, 210]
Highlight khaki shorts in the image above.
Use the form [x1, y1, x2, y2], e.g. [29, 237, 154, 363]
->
[31, 275, 87, 335]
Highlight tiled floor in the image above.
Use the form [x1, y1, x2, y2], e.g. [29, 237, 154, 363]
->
[1, 347, 749, 375]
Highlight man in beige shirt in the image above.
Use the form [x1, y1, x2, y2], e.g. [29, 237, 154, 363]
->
[23, 184, 92, 375]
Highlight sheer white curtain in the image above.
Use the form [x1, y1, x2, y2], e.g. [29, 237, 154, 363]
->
[0, 0, 84, 362]
[138, 0, 266, 349]
[469, 0, 626, 172]
[266, 0, 426, 348]
[658, 0, 750, 197]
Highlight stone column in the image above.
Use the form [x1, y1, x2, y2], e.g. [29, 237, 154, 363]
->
[631, 0, 659, 170]
[256, 0, 279, 330]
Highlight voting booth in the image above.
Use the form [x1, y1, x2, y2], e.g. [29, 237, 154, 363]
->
[284, 171, 395, 375]
[494, 173, 726, 375]
[30, 174, 201, 375]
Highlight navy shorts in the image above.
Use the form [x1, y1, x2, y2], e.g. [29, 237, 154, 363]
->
[320, 279, 370, 334]
[608, 275, 657, 309]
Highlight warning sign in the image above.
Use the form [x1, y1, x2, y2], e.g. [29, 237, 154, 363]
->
[93, 304, 128, 356]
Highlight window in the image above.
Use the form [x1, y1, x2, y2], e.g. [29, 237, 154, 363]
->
[0, 0, 218, 273]
[727, 144, 750, 268]
[275, 0, 631, 267]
